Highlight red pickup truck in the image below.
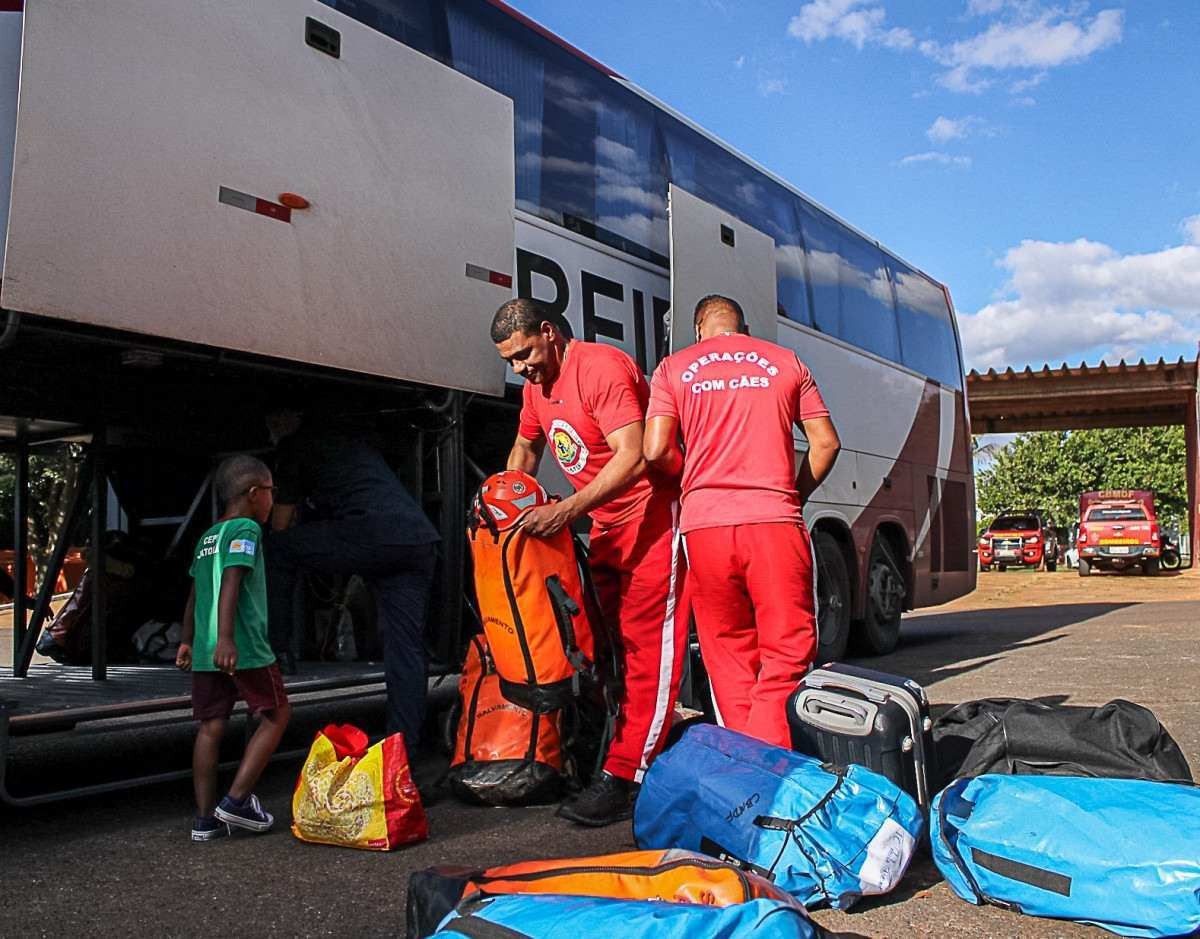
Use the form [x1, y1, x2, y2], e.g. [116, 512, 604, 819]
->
[1077, 490, 1160, 576]
[978, 510, 1059, 572]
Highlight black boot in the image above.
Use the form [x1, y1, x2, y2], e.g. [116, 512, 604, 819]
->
[556, 771, 634, 827]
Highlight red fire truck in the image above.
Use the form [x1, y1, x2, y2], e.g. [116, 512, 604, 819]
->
[1077, 490, 1161, 576]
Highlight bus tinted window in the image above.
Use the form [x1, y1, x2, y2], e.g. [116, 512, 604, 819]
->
[797, 201, 899, 360]
[447, 0, 668, 263]
[891, 260, 962, 388]
[319, 0, 447, 59]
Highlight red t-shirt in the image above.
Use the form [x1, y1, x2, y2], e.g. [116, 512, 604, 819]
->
[519, 341, 656, 529]
[647, 333, 830, 533]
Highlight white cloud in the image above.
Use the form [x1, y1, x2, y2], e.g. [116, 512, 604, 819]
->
[960, 224, 1200, 369]
[734, 54, 746, 68]
[899, 151, 973, 168]
[788, 3, 1123, 95]
[924, 8, 1123, 90]
[759, 77, 788, 96]
[927, 115, 993, 143]
[1009, 70, 1047, 92]
[1010, 94, 1038, 107]
[787, 0, 914, 50]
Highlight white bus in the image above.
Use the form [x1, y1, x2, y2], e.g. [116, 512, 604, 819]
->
[310, 0, 977, 657]
[0, 0, 973, 671]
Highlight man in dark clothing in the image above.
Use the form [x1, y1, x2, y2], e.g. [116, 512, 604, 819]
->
[266, 415, 439, 744]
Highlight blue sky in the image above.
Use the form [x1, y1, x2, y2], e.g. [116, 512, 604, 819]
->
[507, 0, 1200, 373]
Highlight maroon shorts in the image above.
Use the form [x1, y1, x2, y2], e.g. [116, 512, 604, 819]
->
[192, 663, 288, 721]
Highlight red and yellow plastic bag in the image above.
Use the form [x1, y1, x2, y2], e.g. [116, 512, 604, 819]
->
[292, 724, 428, 851]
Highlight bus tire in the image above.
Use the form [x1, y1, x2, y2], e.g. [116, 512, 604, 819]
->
[852, 537, 904, 656]
[1078, 558, 1091, 577]
[813, 530, 851, 663]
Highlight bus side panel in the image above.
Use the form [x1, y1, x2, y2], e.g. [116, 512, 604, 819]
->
[0, 9, 21, 277]
[2, 0, 513, 395]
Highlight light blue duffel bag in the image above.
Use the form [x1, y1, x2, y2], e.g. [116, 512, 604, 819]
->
[932, 774, 1200, 937]
[633, 724, 924, 910]
[433, 893, 827, 938]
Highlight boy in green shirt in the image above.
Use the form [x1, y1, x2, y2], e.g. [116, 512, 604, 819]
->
[178, 454, 291, 841]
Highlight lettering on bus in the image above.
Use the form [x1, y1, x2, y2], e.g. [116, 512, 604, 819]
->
[515, 247, 670, 374]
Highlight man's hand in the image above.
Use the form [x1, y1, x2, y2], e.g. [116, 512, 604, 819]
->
[213, 639, 238, 675]
[175, 642, 193, 671]
[517, 500, 575, 538]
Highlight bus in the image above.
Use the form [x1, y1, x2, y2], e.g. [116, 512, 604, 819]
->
[315, 0, 977, 658]
[0, 0, 973, 678]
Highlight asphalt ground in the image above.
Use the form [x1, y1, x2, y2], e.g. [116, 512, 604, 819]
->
[1, 567, 1198, 938]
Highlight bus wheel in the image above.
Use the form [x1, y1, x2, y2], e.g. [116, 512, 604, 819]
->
[813, 531, 851, 663]
[853, 537, 905, 656]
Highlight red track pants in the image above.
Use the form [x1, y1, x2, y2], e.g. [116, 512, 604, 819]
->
[589, 497, 687, 783]
[684, 521, 818, 748]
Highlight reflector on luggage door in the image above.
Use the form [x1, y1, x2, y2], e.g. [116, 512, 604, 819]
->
[2, 0, 514, 396]
[667, 185, 778, 354]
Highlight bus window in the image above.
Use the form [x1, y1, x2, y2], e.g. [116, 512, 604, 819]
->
[798, 201, 899, 361]
[445, 2, 545, 214]
[319, 0, 448, 59]
[837, 234, 899, 361]
[595, 98, 668, 259]
[891, 260, 962, 388]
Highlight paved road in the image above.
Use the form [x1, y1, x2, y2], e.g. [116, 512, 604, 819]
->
[1, 571, 1197, 938]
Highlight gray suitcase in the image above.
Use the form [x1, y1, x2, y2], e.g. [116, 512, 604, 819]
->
[787, 662, 935, 808]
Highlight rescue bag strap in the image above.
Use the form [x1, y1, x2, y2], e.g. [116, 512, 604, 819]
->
[571, 533, 625, 697]
[545, 574, 594, 675]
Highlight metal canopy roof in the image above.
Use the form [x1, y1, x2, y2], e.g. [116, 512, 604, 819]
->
[967, 356, 1199, 435]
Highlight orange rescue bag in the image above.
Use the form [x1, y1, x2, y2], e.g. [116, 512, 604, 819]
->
[405, 849, 806, 938]
[446, 635, 564, 805]
[468, 475, 599, 713]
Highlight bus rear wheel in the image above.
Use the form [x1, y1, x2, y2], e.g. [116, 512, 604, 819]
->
[852, 537, 905, 656]
[813, 530, 851, 663]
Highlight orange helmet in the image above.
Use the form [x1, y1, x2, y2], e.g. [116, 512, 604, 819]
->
[473, 471, 549, 532]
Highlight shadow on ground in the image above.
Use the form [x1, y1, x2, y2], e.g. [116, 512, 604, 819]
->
[847, 602, 1135, 693]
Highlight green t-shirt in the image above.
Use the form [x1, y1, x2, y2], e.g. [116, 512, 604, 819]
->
[188, 517, 275, 672]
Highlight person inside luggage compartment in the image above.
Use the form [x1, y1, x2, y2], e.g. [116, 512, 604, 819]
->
[491, 297, 687, 827]
[178, 454, 291, 841]
[264, 411, 439, 746]
[644, 295, 840, 748]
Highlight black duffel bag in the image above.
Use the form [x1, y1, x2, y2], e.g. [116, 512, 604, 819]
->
[932, 697, 1192, 790]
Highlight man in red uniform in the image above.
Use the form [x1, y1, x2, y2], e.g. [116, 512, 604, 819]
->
[490, 298, 686, 826]
[644, 294, 840, 747]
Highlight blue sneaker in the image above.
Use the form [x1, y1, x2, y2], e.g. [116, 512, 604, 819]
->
[191, 816, 228, 842]
[214, 793, 274, 833]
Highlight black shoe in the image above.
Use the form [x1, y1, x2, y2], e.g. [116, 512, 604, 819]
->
[276, 651, 297, 675]
[556, 772, 634, 827]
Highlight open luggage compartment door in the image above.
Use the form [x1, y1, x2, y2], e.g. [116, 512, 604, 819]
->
[667, 185, 777, 354]
[1, 0, 514, 395]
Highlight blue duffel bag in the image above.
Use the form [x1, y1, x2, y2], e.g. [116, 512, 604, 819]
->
[932, 774, 1200, 937]
[434, 893, 828, 937]
[633, 724, 923, 910]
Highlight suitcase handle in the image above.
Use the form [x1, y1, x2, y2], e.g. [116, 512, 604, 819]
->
[795, 690, 877, 736]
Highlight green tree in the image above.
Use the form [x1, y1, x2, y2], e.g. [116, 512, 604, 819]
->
[976, 427, 1187, 531]
[0, 444, 86, 589]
